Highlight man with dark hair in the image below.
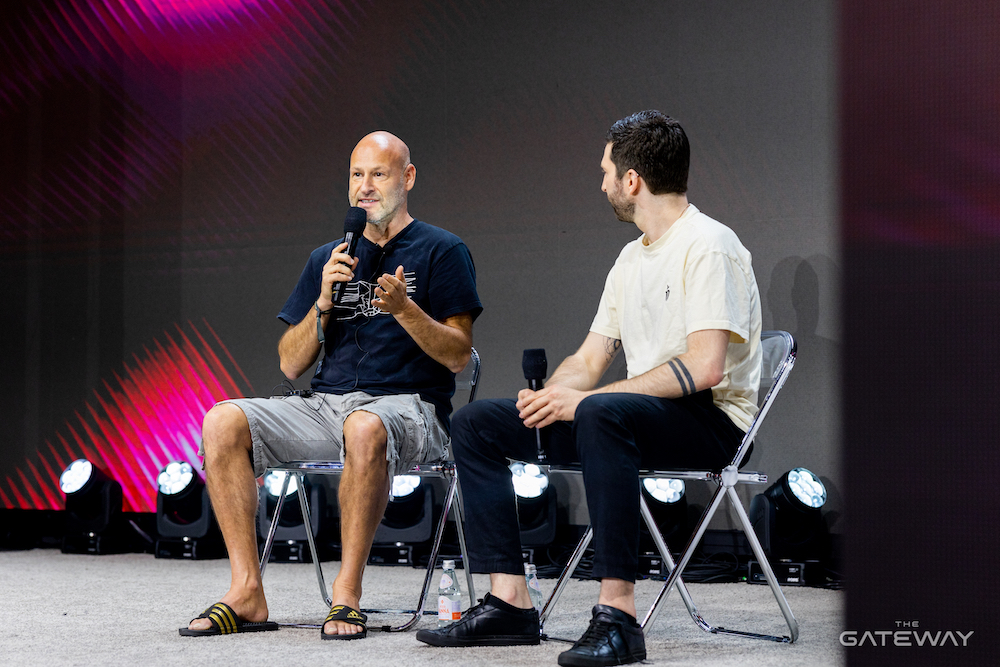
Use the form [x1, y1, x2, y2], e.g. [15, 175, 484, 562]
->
[180, 131, 482, 640]
[415, 111, 761, 667]
[606, 109, 690, 196]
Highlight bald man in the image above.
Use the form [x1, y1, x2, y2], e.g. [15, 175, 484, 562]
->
[180, 132, 482, 640]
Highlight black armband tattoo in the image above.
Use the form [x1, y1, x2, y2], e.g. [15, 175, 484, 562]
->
[668, 358, 695, 396]
[604, 337, 622, 363]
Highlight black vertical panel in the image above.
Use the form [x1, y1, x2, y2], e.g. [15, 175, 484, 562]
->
[842, 1, 1000, 664]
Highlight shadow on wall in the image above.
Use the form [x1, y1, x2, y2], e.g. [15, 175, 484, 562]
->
[757, 255, 842, 529]
[670, 254, 843, 535]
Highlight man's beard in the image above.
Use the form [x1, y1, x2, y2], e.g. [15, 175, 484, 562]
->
[364, 181, 406, 232]
[608, 184, 634, 223]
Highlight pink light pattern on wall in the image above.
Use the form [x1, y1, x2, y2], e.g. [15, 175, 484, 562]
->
[1, 0, 365, 250]
[0, 320, 253, 512]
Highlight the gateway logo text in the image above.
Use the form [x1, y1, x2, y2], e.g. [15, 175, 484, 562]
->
[841, 620, 973, 647]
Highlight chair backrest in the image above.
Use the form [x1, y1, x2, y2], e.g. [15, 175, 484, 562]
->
[729, 330, 797, 468]
[453, 346, 481, 406]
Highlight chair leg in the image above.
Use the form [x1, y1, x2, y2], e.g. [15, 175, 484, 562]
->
[260, 472, 334, 610]
[360, 468, 466, 631]
[451, 478, 477, 607]
[259, 472, 292, 579]
[638, 495, 712, 634]
[539, 525, 594, 631]
[640, 483, 798, 643]
[538, 496, 717, 636]
[258, 464, 484, 632]
[295, 472, 332, 607]
[641, 483, 728, 632]
[726, 485, 799, 642]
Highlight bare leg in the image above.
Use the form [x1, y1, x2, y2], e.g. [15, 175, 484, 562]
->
[597, 578, 637, 619]
[488, 573, 535, 609]
[323, 410, 391, 636]
[189, 404, 267, 631]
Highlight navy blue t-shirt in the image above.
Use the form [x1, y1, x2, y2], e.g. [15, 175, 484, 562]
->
[278, 219, 482, 430]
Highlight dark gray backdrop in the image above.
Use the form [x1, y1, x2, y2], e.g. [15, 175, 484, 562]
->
[5, 1, 838, 526]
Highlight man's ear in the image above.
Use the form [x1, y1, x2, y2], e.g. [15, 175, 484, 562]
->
[404, 163, 417, 191]
[625, 168, 642, 195]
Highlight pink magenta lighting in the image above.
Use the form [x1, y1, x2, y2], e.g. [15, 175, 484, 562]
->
[0, 0, 364, 250]
[0, 320, 254, 512]
[27, 0, 354, 70]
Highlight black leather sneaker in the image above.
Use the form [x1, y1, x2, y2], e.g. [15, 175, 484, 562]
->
[557, 605, 646, 667]
[414, 592, 541, 647]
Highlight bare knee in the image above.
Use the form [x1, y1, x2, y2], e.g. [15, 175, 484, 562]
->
[342, 410, 388, 466]
[202, 404, 252, 462]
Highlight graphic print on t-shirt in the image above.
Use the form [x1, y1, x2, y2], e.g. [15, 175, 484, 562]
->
[334, 271, 417, 319]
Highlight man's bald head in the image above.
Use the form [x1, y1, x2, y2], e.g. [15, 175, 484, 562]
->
[352, 131, 411, 172]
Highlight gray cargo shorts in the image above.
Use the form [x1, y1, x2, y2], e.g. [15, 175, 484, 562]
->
[199, 391, 450, 479]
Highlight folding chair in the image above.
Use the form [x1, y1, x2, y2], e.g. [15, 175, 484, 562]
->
[258, 348, 481, 632]
[540, 331, 799, 643]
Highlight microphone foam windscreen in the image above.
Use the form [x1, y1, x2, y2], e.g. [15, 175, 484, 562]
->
[522, 348, 547, 380]
[344, 206, 367, 234]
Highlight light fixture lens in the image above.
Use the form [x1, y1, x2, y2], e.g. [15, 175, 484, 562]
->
[642, 477, 685, 504]
[391, 475, 421, 498]
[510, 462, 548, 499]
[60, 459, 94, 495]
[157, 461, 195, 495]
[787, 467, 826, 509]
[263, 471, 298, 497]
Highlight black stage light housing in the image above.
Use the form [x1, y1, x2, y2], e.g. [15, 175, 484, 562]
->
[750, 467, 831, 565]
[155, 461, 224, 559]
[257, 472, 330, 563]
[59, 459, 130, 554]
[374, 475, 434, 544]
[640, 477, 693, 553]
[510, 463, 558, 550]
[370, 475, 434, 566]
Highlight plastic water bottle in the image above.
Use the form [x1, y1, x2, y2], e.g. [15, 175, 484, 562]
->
[524, 563, 543, 613]
[437, 559, 462, 627]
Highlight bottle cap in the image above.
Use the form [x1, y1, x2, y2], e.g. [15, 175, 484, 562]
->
[524, 563, 536, 574]
[443, 559, 456, 570]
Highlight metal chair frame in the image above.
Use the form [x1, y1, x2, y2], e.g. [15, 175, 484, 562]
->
[539, 331, 800, 643]
[258, 348, 480, 632]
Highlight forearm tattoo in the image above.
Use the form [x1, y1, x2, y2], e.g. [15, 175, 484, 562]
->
[604, 337, 622, 363]
[668, 358, 695, 396]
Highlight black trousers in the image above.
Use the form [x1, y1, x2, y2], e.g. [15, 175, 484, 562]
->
[451, 390, 744, 582]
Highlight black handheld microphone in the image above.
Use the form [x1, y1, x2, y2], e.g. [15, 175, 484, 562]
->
[332, 207, 367, 306]
[522, 349, 548, 461]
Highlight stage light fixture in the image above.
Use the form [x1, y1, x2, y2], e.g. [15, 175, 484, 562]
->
[155, 461, 224, 559]
[642, 478, 685, 504]
[511, 462, 548, 499]
[784, 468, 827, 509]
[371, 475, 434, 565]
[391, 474, 421, 498]
[257, 472, 329, 563]
[749, 467, 832, 583]
[60, 459, 130, 554]
[157, 461, 196, 496]
[264, 470, 298, 498]
[640, 477, 693, 555]
[509, 462, 557, 554]
[60, 459, 95, 495]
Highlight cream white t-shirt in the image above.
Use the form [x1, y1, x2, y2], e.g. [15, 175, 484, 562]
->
[589, 204, 762, 432]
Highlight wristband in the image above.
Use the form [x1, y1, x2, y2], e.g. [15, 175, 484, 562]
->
[315, 302, 335, 344]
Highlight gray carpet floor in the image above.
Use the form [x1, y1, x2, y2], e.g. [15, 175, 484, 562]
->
[1, 549, 844, 666]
